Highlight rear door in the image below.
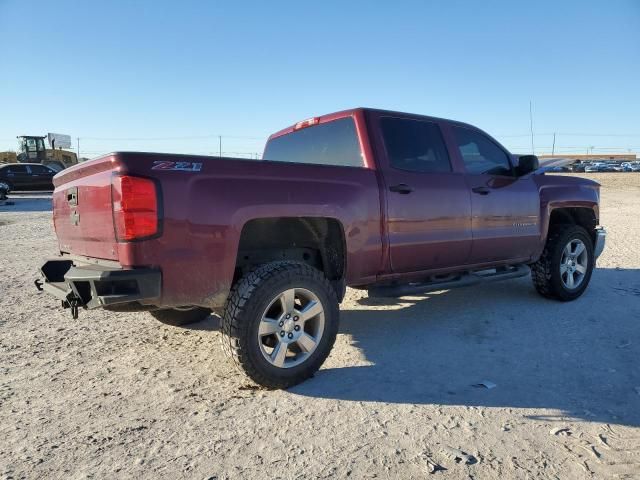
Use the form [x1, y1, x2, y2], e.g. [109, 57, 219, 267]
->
[5, 164, 30, 189]
[27, 164, 55, 190]
[371, 113, 472, 273]
[448, 125, 540, 264]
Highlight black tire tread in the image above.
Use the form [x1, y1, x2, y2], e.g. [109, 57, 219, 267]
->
[531, 227, 565, 299]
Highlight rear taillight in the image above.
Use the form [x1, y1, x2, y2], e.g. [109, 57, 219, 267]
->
[111, 175, 159, 241]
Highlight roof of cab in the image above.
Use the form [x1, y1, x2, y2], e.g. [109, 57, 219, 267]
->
[267, 107, 478, 141]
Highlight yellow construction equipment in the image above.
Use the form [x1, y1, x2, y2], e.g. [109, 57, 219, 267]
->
[0, 135, 79, 171]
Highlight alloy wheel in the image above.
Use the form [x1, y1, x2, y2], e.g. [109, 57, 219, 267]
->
[560, 239, 589, 290]
[257, 288, 325, 368]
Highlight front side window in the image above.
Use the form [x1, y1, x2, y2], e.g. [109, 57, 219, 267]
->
[380, 117, 451, 173]
[263, 117, 363, 168]
[29, 165, 53, 174]
[452, 126, 512, 176]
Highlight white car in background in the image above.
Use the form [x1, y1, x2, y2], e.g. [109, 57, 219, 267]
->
[584, 163, 601, 172]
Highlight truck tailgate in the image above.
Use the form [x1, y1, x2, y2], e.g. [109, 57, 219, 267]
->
[52, 156, 119, 261]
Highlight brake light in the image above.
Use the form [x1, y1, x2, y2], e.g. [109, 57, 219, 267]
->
[111, 175, 159, 241]
[293, 117, 320, 130]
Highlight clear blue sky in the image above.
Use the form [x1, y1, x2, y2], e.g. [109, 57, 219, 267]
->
[1, 0, 638, 158]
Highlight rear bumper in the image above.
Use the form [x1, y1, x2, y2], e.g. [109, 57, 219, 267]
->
[37, 259, 161, 310]
[594, 227, 606, 260]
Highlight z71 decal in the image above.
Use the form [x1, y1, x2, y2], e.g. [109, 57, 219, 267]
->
[151, 161, 202, 172]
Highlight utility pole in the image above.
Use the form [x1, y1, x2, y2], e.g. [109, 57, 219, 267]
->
[529, 100, 535, 154]
[77, 137, 80, 159]
[551, 132, 556, 156]
[218, 135, 222, 157]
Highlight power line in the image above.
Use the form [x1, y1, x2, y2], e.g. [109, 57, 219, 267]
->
[497, 132, 640, 138]
[79, 134, 266, 141]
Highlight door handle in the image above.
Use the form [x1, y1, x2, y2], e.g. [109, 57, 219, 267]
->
[389, 184, 413, 194]
[472, 186, 491, 195]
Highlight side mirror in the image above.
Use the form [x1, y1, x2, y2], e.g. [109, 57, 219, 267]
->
[516, 155, 539, 176]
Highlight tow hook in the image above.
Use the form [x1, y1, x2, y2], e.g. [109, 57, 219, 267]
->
[34, 279, 43, 291]
[66, 299, 80, 319]
[61, 297, 82, 319]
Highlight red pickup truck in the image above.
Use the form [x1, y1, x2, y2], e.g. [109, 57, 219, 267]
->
[38, 108, 606, 388]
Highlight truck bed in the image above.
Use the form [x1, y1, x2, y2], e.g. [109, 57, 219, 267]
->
[51, 152, 382, 307]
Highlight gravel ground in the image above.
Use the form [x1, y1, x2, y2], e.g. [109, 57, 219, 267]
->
[1, 174, 639, 479]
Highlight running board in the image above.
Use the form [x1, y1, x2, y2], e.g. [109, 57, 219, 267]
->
[367, 264, 531, 298]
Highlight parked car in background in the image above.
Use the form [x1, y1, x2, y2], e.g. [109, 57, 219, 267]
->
[0, 163, 56, 191]
[584, 164, 600, 172]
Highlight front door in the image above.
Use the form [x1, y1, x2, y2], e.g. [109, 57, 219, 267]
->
[28, 164, 55, 190]
[374, 115, 472, 273]
[449, 125, 540, 264]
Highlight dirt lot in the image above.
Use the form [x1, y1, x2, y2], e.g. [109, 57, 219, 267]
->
[1, 174, 639, 479]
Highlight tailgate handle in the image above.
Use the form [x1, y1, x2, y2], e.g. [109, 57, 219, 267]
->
[67, 187, 78, 206]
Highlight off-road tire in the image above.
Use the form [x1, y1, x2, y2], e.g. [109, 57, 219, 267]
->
[531, 224, 594, 301]
[149, 307, 211, 326]
[221, 261, 339, 389]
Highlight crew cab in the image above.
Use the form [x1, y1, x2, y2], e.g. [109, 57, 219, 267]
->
[37, 108, 606, 388]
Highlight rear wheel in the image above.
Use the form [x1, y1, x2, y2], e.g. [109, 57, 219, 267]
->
[149, 306, 211, 326]
[221, 261, 339, 389]
[532, 224, 595, 301]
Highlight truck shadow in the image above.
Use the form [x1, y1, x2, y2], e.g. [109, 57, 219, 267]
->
[291, 267, 640, 427]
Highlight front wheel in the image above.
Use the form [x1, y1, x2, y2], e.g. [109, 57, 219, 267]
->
[221, 261, 339, 389]
[531, 224, 595, 301]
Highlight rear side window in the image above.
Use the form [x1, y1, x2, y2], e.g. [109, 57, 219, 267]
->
[452, 126, 513, 176]
[263, 117, 363, 168]
[5, 165, 28, 174]
[380, 117, 451, 173]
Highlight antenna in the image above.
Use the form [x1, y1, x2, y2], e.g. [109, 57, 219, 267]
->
[529, 100, 535, 154]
